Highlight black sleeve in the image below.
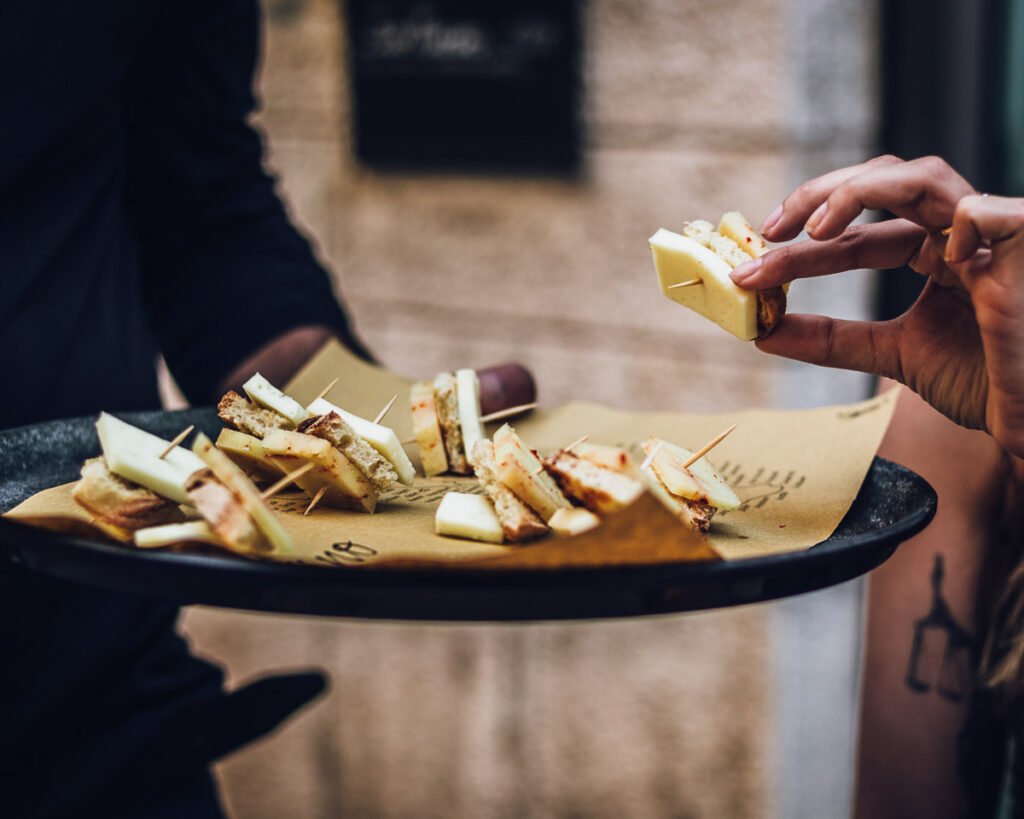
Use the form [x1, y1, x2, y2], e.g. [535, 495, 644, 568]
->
[123, 0, 371, 403]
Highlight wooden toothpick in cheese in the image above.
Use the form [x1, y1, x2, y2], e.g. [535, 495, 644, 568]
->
[243, 373, 310, 426]
[455, 369, 485, 467]
[435, 492, 504, 544]
[308, 397, 416, 486]
[650, 228, 759, 341]
[96, 412, 206, 505]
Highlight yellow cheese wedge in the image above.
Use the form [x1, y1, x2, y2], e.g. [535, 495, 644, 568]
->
[262, 429, 377, 513]
[650, 228, 759, 341]
[435, 492, 504, 544]
[243, 373, 309, 426]
[455, 369, 485, 466]
[215, 429, 283, 482]
[96, 413, 206, 505]
[493, 424, 570, 521]
[644, 438, 740, 511]
[307, 397, 416, 486]
[192, 432, 293, 554]
[134, 520, 221, 549]
[410, 381, 449, 477]
[548, 507, 600, 536]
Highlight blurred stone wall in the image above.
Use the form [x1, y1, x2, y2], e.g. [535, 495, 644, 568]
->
[179, 0, 879, 816]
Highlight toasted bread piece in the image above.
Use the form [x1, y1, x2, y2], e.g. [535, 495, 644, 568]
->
[542, 451, 643, 516]
[217, 391, 292, 439]
[215, 428, 283, 483]
[298, 412, 398, 491]
[411, 381, 449, 477]
[472, 440, 548, 542]
[493, 424, 570, 521]
[571, 443, 639, 478]
[757, 287, 786, 337]
[642, 469, 716, 534]
[433, 372, 470, 474]
[185, 469, 269, 554]
[72, 457, 181, 531]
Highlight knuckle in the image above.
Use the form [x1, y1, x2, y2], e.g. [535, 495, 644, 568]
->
[871, 153, 903, 166]
[917, 155, 952, 177]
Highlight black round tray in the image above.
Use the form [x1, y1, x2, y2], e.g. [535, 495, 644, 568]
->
[0, 408, 936, 622]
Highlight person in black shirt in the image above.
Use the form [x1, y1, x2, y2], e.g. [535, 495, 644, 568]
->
[1, 2, 533, 815]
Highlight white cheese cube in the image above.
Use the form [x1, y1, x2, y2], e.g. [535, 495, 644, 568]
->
[243, 373, 310, 426]
[435, 492, 504, 544]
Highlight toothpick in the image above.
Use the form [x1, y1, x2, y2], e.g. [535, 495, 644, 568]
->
[563, 434, 589, 453]
[401, 435, 415, 445]
[682, 424, 737, 469]
[668, 278, 703, 290]
[940, 226, 953, 236]
[640, 441, 663, 472]
[303, 484, 328, 516]
[373, 394, 398, 424]
[158, 425, 195, 459]
[260, 462, 315, 500]
[312, 377, 339, 404]
[480, 402, 539, 424]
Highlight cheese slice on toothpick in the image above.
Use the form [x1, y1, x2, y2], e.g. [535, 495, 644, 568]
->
[410, 381, 449, 477]
[650, 228, 759, 341]
[134, 520, 221, 549]
[308, 397, 416, 486]
[192, 432, 294, 554]
[435, 492, 504, 544]
[262, 429, 377, 513]
[493, 424, 570, 521]
[243, 373, 310, 426]
[96, 413, 205, 505]
[215, 429, 283, 482]
[644, 438, 740, 511]
[455, 369, 485, 467]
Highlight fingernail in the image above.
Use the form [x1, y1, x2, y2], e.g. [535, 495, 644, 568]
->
[730, 258, 761, 284]
[805, 202, 828, 233]
[760, 206, 783, 235]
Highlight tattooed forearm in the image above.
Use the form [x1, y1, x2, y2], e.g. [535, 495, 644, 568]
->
[905, 554, 976, 702]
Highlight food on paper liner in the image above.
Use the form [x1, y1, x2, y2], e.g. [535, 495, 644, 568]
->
[307, 397, 416, 486]
[243, 372, 310, 426]
[96, 412, 205, 505]
[549, 507, 601, 537]
[435, 492, 504, 544]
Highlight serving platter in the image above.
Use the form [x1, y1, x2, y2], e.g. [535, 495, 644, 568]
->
[0, 408, 936, 622]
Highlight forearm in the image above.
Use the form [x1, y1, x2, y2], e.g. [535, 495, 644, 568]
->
[217, 325, 334, 398]
[855, 383, 1007, 818]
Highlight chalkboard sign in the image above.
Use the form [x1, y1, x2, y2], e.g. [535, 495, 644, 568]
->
[346, 0, 582, 173]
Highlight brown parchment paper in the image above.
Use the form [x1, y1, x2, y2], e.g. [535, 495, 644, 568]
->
[5, 340, 898, 568]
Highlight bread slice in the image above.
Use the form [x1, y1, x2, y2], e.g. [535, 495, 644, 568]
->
[218, 390, 292, 439]
[433, 372, 470, 474]
[298, 412, 398, 491]
[411, 381, 449, 476]
[185, 469, 269, 554]
[542, 451, 643, 516]
[472, 440, 548, 542]
[572, 442, 639, 478]
[72, 457, 180, 531]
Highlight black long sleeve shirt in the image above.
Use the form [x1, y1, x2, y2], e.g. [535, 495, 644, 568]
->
[1, 1, 363, 814]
